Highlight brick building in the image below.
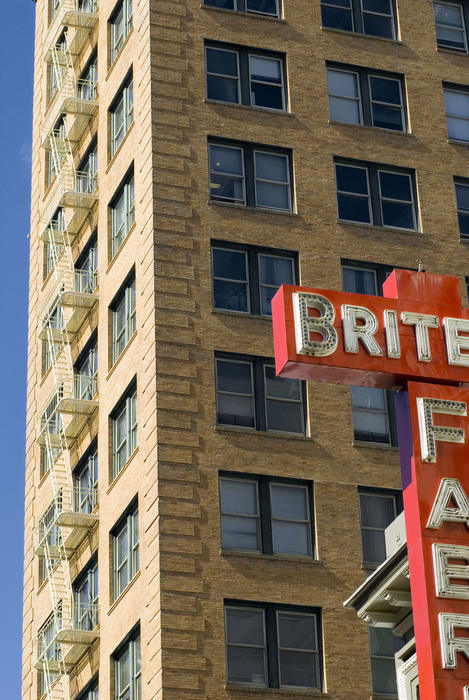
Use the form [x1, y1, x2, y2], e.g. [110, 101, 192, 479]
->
[22, 0, 469, 698]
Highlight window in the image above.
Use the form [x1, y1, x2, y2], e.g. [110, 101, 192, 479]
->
[215, 354, 306, 434]
[110, 72, 134, 157]
[205, 43, 286, 111]
[335, 159, 418, 231]
[321, 0, 397, 39]
[39, 556, 58, 586]
[75, 232, 98, 294]
[40, 446, 60, 479]
[359, 488, 401, 564]
[76, 678, 99, 700]
[44, 209, 65, 280]
[50, 0, 61, 21]
[74, 338, 98, 400]
[434, 1, 469, 51]
[211, 242, 296, 315]
[220, 474, 314, 556]
[444, 85, 469, 142]
[111, 171, 135, 257]
[342, 262, 398, 445]
[78, 52, 98, 101]
[110, 0, 133, 64]
[369, 627, 404, 694]
[112, 503, 139, 599]
[225, 601, 322, 689]
[114, 629, 141, 700]
[209, 140, 293, 211]
[327, 64, 406, 131]
[203, 0, 281, 18]
[112, 384, 137, 478]
[38, 609, 61, 696]
[112, 273, 136, 363]
[456, 179, 469, 238]
[74, 444, 98, 513]
[73, 557, 98, 631]
[77, 141, 98, 194]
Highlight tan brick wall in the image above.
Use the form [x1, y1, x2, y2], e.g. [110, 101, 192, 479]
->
[24, 0, 469, 698]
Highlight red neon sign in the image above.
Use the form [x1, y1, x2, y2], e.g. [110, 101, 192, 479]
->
[271, 269, 469, 700]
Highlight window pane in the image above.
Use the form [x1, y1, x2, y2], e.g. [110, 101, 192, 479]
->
[227, 647, 267, 684]
[362, 528, 386, 563]
[265, 366, 301, 400]
[213, 280, 248, 312]
[217, 360, 252, 394]
[363, 13, 394, 38]
[255, 152, 287, 181]
[445, 89, 469, 116]
[342, 267, 377, 295]
[337, 194, 371, 223]
[250, 56, 281, 83]
[256, 181, 290, 209]
[210, 146, 245, 203]
[351, 386, 386, 410]
[370, 627, 399, 656]
[434, 2, 464, 27]
[372, 103, 403, 130]
[272, 521, 310, 554]
[321, 2, 353, 31]
[246, 0, 278, 15]
[371, 657, 398, 694]
[207, 76, 239, 103]
[218, 394, 255, 427]
[271, 484, 308, 519]
[362, 0, 391, 11]
[336, 165, 369, 194]
[457, 183, 469, 211]
[328, 69, 359, 98]
[206, 48, 238, 76]
[204, 0, 235, 7]
[221, 479, 258, 515]
[329, 96, 361, 124]
[381, 200, 414, 229]
[379, 171, 411, 200]
[222, 514, 260, 550]
[360, 494, 396, 528]
[279, 650, 319, 688]
[459, 212, 469, 237]
[278, 613, 316, 650]
[213, 249, 247, 281]
[210, 145, 243, 175]
[259, 255, 293, 286]
[447, 115, 469, 141]
[226, 608, 265, 645]
[434, 3, 466, 49]
[266, 399, 303, 433]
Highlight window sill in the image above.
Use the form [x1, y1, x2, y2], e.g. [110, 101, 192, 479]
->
[221, 549, 322, 565]
[226, 684, 330, 696]
[107, 330, 138, 380]
[328, 120, 412, 137]
[200, 5, 286, 22]
[106, 122, 135, 174]
[106, 221, 136, 273]
[204, 98, 294, 118]
[208, 200, 298, 217]
[107, 446, 139, 495]
[108, 569, 141, 614]
[106, 28, 134, 82]
[448, 138, 469, 147]
[437, 45, 469, 57]
[321, 25, 402, 45]
[212, 308, 273, 322]
[216, 425, 310, 441]
[352, 440, 398, 451]
[336, 219, 422, 237]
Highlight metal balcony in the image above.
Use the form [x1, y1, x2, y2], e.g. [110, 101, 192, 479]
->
[35, 601, 99, 674]
[43, 79, 98, 147]
[45, 1, 98, 62]
[39, 268, 98, 342]
[57, 168, 98, 211]
[35, 486, 98, 557]
[37, 376, 98, 446]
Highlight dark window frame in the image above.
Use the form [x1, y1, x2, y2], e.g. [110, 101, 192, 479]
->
[111, 497, 139, 601]
[455, 177, 469, 239]
[109, 68, 134, 158]
[327, 61, 407, 132]
[219, 471, 316, 557]
[224, 599, 323, 690]
[211, 239, 298, 316]
[202, 0, 282, 19]
[215, 351, 307, 435]
[110, 377, 138, 480]
[335, 157, 419, 231]
[358, 486, 403, 566]
[321, 0, 398, 40]
[109, 0, 133, 66]
[112, 622, 141, 700]
[444, 81, 469, 143]
[205, 40, 287, 111]
[109, 164, 135, 259]
[75, 675, 99, 700]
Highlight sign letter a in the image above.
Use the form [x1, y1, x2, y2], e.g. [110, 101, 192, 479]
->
[427, 478, 469, 530]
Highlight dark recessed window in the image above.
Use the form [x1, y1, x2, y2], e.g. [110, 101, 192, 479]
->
[110, 0, 133, 65]
[110, 71, 134, 157]
[456, 178, 469, 238]
[111, 381, 137, 479]
[321, 0, 397, 39]
[434, 1, 469, 51]
[359, 488, 402, 564]
[74, 442, 98, 514]
[110, 168, 135, 258]
[444, 84, 469, 142]
[225, 601, 322, 689]
[203, 0, 281, 19]
[335, 159, 418, 230]
[113, 627, 141, 700]
[205, 42, 286, 111]
[209, 139, 293, 211]
[342, 261, 399, 446]
[211, 241, 296, 315]
[73, 557, 98, 632]
[220, 474, 315, 556]
[215, 354, 306, 434]
[112, 501, 139, 600]
[327, 63, 406, 131]
[369, 627, 404, 694]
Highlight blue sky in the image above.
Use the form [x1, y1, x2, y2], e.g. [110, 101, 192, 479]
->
[0, 3, 36, 696]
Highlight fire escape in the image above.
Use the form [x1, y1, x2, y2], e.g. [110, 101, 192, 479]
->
[35, 2, 99, 699]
